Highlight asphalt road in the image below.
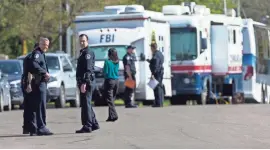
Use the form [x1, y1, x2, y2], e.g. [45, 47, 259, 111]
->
[1, 104, 270, 148]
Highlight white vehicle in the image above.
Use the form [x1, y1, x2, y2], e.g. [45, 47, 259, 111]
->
[69, 5, 172, 105]
[242, 19, 270, 103]
[162, 2, 243, 105]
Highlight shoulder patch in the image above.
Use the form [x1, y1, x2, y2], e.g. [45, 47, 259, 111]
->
[34, 54, 39, 59]
[85, 54, 91, 59]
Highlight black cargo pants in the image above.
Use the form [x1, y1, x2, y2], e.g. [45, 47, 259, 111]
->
[104, 79, 119, 120]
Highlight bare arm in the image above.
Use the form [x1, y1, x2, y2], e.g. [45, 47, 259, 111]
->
[125, 65, 132, 79]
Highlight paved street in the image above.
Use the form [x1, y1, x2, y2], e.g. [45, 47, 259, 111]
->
[1, 104, 270, 148]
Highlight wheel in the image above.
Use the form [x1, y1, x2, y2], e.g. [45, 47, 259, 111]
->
[55, 85, 66, 108]
[197, 80, 209, 105]
[0, 92, 4, 112]
[70, 88, 80, 108]
[19, 104, 24, 110]
[170, 96, 186, 105]
[265, 87, 269, 104]
[4, 94, 11, 111]
[261, 84, 266, 104]
[11, 104, 15, 110]
[142, 100, 154, 106]
[93, 89, 107, 106]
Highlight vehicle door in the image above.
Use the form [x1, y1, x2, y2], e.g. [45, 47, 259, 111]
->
[60, 56, 76, 96]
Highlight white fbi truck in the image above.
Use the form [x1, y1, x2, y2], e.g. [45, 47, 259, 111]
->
[69, 5, 172, 105]
[162, 2, 243, 105]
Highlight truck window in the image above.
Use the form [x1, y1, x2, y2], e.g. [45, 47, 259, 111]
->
[254, 25, 270, 75]
[170, 27, 197, 61]
[242, 28, 251, 53]
[90, 45, 127, 60]
[233, 30, 236, 44]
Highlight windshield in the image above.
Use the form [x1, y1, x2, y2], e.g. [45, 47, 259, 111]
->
[46, 56, 60, 70]
[0, 61, 22, 75]
[242, 28, 251, 53]
[90, 45, 127, 60]
[171, 27, 197, 61]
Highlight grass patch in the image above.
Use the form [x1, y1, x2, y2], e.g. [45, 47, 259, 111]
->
[48, 99, 171, 107]
[115, 99, 124, 105]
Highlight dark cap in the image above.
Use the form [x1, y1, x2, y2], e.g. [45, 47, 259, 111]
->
[126, 45, 136, 49]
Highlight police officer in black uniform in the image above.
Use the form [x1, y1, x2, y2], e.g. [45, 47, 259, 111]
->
[149, 43, 164, 107]
[30, 37, 53, 136]
[22, 43, 39, 135]
[76, 34, 99, 133]
[123, 45, 138, 108]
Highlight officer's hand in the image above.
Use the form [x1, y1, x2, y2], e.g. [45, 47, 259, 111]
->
[80, 84, 86, 93]
[45, 72, 50, 79]
[26, 84, 32, 93]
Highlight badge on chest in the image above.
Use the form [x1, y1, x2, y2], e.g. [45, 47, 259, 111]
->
[35, 54, 39, 59]
[85, 54, 91, 59]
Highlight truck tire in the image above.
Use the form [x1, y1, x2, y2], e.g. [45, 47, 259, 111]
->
[0, 92, 4, 112]
[55, 85, 66, 108]
[170, 95, 186, 105]
[93, 89, 107, 106]
[262, 85, 267, 104]
[265, 86, 269, 104]
[4, 94, 11, 111]
[142, 100, 154, 106]
[197, 80, 209, 105]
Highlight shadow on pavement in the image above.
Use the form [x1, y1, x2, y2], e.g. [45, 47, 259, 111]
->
[0, 132, 76, 138]
[0, 134, 29, 138]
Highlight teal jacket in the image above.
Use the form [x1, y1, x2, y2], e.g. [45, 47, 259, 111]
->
[103, 59, 119, 79]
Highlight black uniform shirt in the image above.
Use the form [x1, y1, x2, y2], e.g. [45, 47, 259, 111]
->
[76, 46, 95, 84]
[30, 48, 48, 75]
[123, 53, 136, 75]
[149, 50, 164, 75]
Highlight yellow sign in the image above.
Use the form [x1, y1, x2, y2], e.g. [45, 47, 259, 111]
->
[22, 40, 28, 55]
[151, 31, 156, 44]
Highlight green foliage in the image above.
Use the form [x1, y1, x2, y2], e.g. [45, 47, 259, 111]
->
[118, 0, 236, 13]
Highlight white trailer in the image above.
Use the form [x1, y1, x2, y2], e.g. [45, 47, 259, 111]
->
[242, 19, 270, 103]
[69, 5, 172, 104]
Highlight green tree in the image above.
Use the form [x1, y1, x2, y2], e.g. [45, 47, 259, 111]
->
[118, 0, 235, 13]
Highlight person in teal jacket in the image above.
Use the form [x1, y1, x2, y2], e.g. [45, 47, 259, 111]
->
[103, 48, 119, 122]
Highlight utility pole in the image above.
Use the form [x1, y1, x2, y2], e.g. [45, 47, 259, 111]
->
[223, 0, 227, 15]
[59, 0, 63, 52]
[237, 0, 241, 17]
[22, 0, 27, 55]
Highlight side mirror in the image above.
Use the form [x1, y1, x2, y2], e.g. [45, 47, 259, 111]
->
[201, 38, 208, 50]
[63, 66, 72, 72]
[140, 53, 146, 61]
